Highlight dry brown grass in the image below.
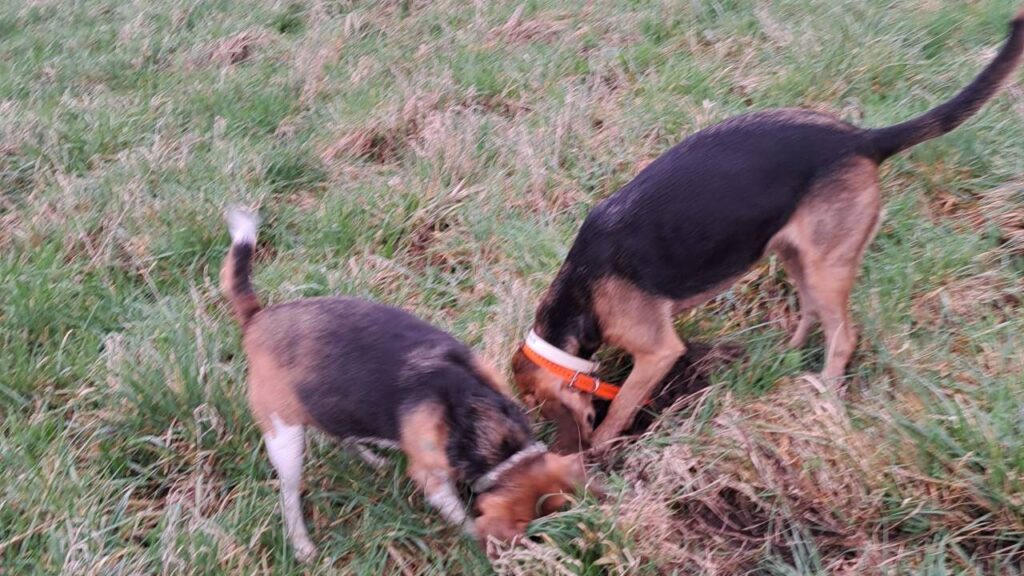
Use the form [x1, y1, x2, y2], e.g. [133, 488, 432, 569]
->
[486, 5, 571, 46]
[928, 180, 1024, 257]
[320, 91, 446, 164]
[978, 184, 1024, 257]
[193, 30, 270, 69]
[912, 271, 1021, 329]
[594, 376, 1024, 574]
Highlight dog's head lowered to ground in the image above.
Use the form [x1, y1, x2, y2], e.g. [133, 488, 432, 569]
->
[511, 347, 597, 453]
[474, 450, 587, 553]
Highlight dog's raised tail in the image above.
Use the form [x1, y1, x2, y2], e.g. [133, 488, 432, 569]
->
[864, 9, 1024, 160]
[221, 208, 262, 326]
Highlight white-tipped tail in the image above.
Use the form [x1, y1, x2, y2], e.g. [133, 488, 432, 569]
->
[226, 207, 259, 245]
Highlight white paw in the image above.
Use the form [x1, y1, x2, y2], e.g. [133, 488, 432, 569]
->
[294, 539, 317, 563]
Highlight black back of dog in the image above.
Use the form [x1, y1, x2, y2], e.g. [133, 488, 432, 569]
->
[252, 298, 526, 450]
[570, 112, 863, 300]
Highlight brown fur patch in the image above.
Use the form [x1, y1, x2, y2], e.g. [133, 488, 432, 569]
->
[591, 276, 677, 354]
[768, 157, 882, 378]
[510, 349, 540, 407]
[475, 452, 587, 551]
[470, 399, 533, 464]
[472, 354, 515, 399]
[511, 348, 591, 454]
[244, 343, 311, 433]
[399, 402, 452, 480]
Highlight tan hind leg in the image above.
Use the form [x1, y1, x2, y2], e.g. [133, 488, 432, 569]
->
[776, 243, 818, 349]
[773, 157, 882, 380]
[797, 258, 860, 379]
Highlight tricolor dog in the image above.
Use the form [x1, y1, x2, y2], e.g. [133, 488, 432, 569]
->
[220, 210, 586, 561]
[513, 10, 1024, 451]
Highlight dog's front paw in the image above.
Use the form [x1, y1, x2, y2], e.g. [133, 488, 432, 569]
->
[294, 539, 318, 563]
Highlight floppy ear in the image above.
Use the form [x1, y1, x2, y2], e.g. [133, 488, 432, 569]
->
[547, 452, 608, 500]
[475, 492, 526, 530]
[475, 492, 530, 557]
[474, 512, 522, 543]
[547, 405, 584, 454]
[546, 452, 587, 488]
[510, 350, 538, 405]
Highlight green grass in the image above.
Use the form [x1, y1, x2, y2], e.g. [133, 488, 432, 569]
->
[2, 0, 1023, 573]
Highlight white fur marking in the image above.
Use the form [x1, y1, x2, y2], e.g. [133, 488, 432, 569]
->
[352, 445, 390, 470]
[426, 477, 468, 526]
[265, 414, 316, 562]
[472, 442, 547, 493]
[349, 437, 400, 450]
[226, 208, 259, 246]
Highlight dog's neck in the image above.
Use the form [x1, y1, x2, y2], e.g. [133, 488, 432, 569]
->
[446, 388, 537, 484]
[472, 442, 547, 493]
[533, 270, 602, 359]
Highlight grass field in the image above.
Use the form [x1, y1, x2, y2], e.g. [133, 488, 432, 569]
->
[2, 0, 1023, 573]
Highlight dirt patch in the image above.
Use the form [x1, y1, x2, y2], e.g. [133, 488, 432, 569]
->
[594, 375, 1024, 573]
[320, 127, 401, 163]
[928, 181, 1024, 256]
[912, 271, 1021, 329]
[191, 30, 269, 68]
[487, 5, 571, 46]
[320, 92, 442, 164]
[321, 90, 529, 166]
[592, 340, 747, 435]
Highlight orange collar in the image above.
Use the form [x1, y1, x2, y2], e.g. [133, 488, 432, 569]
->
[521, 331, 621, 401]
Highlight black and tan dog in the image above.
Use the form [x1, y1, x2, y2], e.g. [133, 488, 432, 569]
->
[513, 10, 1024, 451]
[220, 210, 586, 561]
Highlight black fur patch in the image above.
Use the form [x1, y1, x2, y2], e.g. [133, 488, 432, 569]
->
[253, 298, 535, 482]
[567, 112, 862, 303]
[231, 242, 254, 294]
[444, 382, 533, 483]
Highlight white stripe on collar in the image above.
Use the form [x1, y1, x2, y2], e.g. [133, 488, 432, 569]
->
[472, 442, 547, 493]
[525, 330, 599, 374]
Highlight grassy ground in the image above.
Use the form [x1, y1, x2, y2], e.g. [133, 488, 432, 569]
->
[2, 0, 1022, 573]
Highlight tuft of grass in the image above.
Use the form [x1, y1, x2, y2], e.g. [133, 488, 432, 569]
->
[1, 0, 1022, 573]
